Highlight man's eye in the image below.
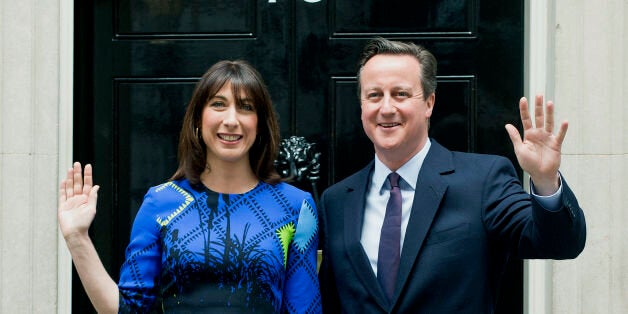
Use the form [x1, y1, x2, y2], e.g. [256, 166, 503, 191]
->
[367, 92, 380, 99]
[396, 91, 410, 97]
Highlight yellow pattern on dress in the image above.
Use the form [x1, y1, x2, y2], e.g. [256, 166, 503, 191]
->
[155, 182, 194, 227]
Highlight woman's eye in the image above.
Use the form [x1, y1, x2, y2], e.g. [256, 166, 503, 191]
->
[210, 101, 225, 107]
[241, 103, 255, 111]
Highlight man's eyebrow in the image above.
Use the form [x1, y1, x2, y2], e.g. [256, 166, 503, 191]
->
[362, 85, 381, 90]
[391, 85, 413, 90]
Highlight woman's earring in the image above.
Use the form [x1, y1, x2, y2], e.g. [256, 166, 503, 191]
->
[195, 127, 199, 139]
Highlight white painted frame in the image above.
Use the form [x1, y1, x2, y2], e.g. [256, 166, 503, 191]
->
[57, 0, 74, 312]
[523, 1, 554, 314]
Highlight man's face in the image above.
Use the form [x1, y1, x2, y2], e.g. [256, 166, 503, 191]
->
[359, 54, 434, 166]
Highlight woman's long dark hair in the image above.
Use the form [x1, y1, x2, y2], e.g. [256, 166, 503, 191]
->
[170, 60, 281, 185]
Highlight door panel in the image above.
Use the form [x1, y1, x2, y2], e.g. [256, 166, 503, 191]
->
[115, 80, 196, 217]
[74, 0, 523, 312]
[332, 0, 474, 35]
[116, 1, 256, 35]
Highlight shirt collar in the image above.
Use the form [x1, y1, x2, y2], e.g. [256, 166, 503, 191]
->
[373, 139, 431, 192]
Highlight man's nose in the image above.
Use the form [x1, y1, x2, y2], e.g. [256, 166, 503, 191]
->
[380, 95, 396, 113]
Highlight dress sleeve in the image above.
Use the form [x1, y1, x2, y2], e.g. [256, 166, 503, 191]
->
[117, 187, 163, 313]
[282, 195, 322, 314]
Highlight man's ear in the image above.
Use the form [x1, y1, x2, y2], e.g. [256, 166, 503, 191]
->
[425, 93, 435, 118]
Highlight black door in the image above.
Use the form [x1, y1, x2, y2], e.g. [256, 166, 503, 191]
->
[74, 0, 523, 312]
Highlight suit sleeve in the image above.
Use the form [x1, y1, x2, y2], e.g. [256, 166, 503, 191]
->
[317, 192, 342, 313]
[481, 157, 586, 259]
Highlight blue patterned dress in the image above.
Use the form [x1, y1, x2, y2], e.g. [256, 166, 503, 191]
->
[117, 179, 321, 313]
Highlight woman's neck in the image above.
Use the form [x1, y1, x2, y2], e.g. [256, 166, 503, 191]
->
[200, 160, 259, 194]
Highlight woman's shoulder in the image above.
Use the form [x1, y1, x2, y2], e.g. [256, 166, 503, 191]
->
[255, 181, 314, 208]
[142, 179, 200, 210]
[261, 181, 317, 216]
[262, 181, 312, 199]
[135, 179, 203, 226]
[269, 183, 318, 244]
[147, 178, 196, 196]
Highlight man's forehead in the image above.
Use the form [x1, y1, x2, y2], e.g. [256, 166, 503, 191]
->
[361, 83, 417, 90]
[363, 55, 420, 72]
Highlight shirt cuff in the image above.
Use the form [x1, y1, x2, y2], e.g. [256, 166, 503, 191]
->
[530, 173, 563, 212]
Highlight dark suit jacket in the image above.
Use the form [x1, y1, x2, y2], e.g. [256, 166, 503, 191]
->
[318, 140, 586, 314]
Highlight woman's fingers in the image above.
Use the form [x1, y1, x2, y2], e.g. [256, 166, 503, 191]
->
[73, 162, 83, 196]
[65, 166, 74, 198]
[62, 162, 95, 201]
[59, 180, 67, 204]
[83, 164, 93, 195]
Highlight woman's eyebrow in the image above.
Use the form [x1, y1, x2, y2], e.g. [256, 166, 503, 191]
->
[210, 94, 228, 100]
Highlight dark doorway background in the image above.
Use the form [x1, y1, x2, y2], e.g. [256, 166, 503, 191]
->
[73, 0, 524, 312]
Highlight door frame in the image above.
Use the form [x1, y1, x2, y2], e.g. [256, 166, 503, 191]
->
[58, 0, 74, 313]
[523, 1, 556, 313]
[57, 1, 555, 312]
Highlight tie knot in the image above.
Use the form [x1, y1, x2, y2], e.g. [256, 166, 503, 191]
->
[388, 172, 400, 188]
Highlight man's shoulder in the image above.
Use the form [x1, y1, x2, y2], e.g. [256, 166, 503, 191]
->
[428, 141, 515, 174]
[430, 139, 507, 161]
[449, 150, 507, 163]
[323, 162, 372, 196]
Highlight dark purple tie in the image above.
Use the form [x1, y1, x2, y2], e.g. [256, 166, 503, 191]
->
[377, 172, 402, 301]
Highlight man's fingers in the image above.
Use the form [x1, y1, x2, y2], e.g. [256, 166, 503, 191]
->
[505, 124, 522, 150]
[534, 94, 544, 129]
[73, 162, 83, 195]
[545, 101, 555, 133]
[556, 120, 569, 146]
[519, 97, 533, 130]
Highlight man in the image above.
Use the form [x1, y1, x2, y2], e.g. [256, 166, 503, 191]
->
[318, 37, 586, 313]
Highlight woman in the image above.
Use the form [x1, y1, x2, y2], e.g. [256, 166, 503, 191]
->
[58, 60, 322, 313]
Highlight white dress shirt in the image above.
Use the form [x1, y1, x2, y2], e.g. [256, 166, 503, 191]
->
[360, 139, 563, 275]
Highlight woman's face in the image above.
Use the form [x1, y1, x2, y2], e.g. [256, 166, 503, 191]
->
[200, 81, 258, 167]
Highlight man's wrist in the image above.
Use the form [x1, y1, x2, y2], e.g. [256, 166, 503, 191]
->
[529, 172, 561, 196]
[530, 173, 564, 211]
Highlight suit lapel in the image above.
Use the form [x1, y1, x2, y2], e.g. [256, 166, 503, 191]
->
[342, 162, 391, 309]
[393, 141, 453, 303]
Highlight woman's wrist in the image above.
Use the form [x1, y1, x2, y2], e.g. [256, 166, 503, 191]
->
[64, 231, 92, 251]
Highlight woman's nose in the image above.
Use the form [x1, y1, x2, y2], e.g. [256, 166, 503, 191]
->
[222, 106, 238, 127]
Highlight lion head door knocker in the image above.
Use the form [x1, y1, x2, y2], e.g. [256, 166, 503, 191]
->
[275, 136, 321, 205]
